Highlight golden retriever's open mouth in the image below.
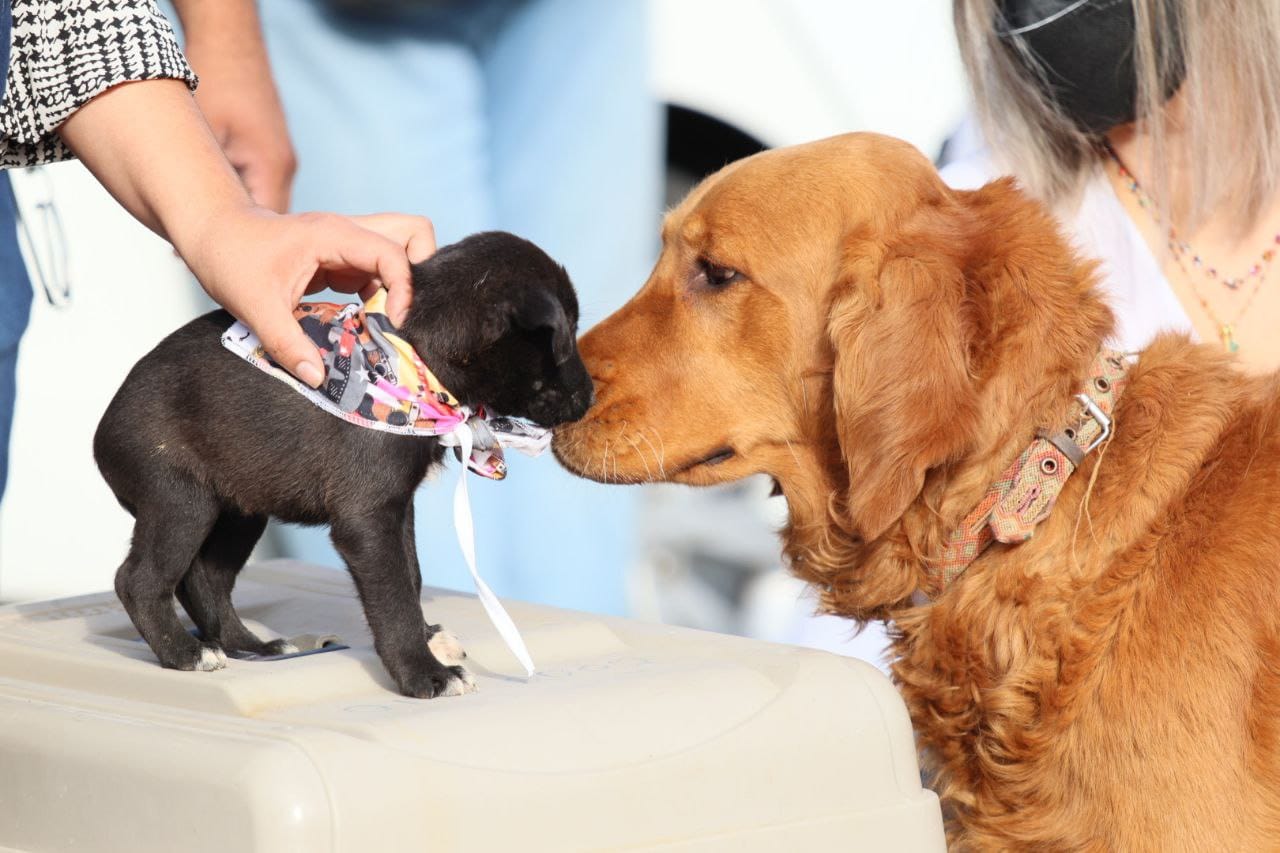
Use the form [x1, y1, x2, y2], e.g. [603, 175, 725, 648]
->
[552, 425, 740, 485]
[675, 446, 736, 473]
[662, 446, 741, 486]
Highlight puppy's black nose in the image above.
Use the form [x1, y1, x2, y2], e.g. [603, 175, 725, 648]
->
[567, 387, 594, 421]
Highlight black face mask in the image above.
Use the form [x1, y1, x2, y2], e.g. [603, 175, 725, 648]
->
[998, 0, 1185, 135]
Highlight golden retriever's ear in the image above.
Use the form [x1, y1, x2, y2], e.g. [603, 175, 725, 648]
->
[829, 241, 981, 541]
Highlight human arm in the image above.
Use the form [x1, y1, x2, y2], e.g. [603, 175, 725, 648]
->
[57, 79, 435, 387]
[169, 0, 296, 212]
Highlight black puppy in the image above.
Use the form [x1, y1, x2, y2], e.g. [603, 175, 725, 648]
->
[94, 232, 592, 698]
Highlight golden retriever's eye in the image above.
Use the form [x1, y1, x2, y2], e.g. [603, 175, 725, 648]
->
[696, 259, 744, 290]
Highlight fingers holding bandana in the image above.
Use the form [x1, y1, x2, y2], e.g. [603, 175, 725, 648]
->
[348, 212, 438, 264]
[192, 209, 433, 388]
[313, 213, 437, 328]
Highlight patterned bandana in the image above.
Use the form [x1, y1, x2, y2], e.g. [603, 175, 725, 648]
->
[220, 290, 550, 480]
[220, 291, 544, 676]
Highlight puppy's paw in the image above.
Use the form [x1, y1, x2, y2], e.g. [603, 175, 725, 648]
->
[398, 662, 478, 699]
[438, 665, 478, 697]
[157, 638, 226, 672]
[260, 639, 300, 657]
[427, 628, 467, 666]
[195, 643, 228, 672]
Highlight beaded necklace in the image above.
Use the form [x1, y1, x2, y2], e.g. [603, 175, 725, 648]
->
[1103, 141, 1279, 353]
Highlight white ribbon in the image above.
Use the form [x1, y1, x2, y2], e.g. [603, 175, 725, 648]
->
[446, 423, 537, 677]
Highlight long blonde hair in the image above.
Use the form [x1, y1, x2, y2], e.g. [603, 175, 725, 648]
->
[954, 0, 1280, 231]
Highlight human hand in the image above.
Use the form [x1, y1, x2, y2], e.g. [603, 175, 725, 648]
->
[183, 206, 437, 387]
[188, 48, 295, 213]
[179, 1, 296, 212]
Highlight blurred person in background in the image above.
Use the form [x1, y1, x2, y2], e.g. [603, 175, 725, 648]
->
[247, 0, 662, 614]
[0, 0, 433, 501]
[944, 0, 1280, 369]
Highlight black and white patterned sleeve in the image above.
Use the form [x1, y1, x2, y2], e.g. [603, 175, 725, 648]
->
[0, 0, 198, 169]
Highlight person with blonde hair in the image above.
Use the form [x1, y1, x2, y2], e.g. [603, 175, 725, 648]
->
[944, 0, 1280, 370]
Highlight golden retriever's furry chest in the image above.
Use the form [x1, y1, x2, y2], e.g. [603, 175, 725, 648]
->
[893, 585, 1278, 849]
[887, 387, 1280, 849]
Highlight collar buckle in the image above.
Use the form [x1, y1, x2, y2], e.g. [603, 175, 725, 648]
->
[1075, 392, 1112, 455]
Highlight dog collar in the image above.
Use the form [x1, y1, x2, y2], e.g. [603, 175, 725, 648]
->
[927, 349, 1130, 596]
[220, 291, 540, 676]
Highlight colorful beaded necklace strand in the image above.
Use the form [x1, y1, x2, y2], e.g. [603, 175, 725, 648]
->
[1103, 141, 1277, 353]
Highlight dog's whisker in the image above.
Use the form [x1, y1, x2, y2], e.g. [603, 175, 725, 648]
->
[598, 441, 612, 482]
[645, 427, 668, 476]
[639, 430, 667, 478]
[624, 433, 654, 481]
[617, 419, 654, 481]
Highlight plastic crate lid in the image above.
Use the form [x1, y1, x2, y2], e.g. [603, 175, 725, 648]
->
[0, 560, 943, 852]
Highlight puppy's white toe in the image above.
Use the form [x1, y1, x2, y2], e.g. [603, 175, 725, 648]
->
[428, 629, 467, 666]
[273, 642, 300, 656]
[440, 666, 478, 697]
[196, 645, 227, 672]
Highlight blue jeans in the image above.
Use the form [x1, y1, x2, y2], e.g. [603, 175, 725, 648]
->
[260, 0, 662, 614]
[0, 172, 30, 501]
[0, 0, 34, 503]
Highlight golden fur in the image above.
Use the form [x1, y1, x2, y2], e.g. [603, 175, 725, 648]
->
[553, 133, 1280, 849]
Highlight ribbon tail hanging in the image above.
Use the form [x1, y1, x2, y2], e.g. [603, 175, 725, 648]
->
[450, 424, 537, 677]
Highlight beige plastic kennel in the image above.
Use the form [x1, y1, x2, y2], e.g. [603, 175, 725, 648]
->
[0, 560, 944, 852]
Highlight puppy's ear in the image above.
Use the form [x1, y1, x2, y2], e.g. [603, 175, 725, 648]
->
[510, 287, 575, 366]
[829, 235, 980, 542]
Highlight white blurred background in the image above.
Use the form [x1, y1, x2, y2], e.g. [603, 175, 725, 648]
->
[0, 0, 966, 670]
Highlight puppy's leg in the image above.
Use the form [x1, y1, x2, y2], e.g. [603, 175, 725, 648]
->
[176, 511, 297, 657]
[401, 501, 467, 668]
[331, 505, 474, 698]
[402, 501, 423, 599]
[115, 489, 226, 672]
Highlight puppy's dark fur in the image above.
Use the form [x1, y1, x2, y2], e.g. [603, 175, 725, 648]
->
[95, 232, 591, 698]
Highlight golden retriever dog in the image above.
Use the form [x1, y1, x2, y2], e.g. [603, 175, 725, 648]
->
[553, 133, 1280, 850]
